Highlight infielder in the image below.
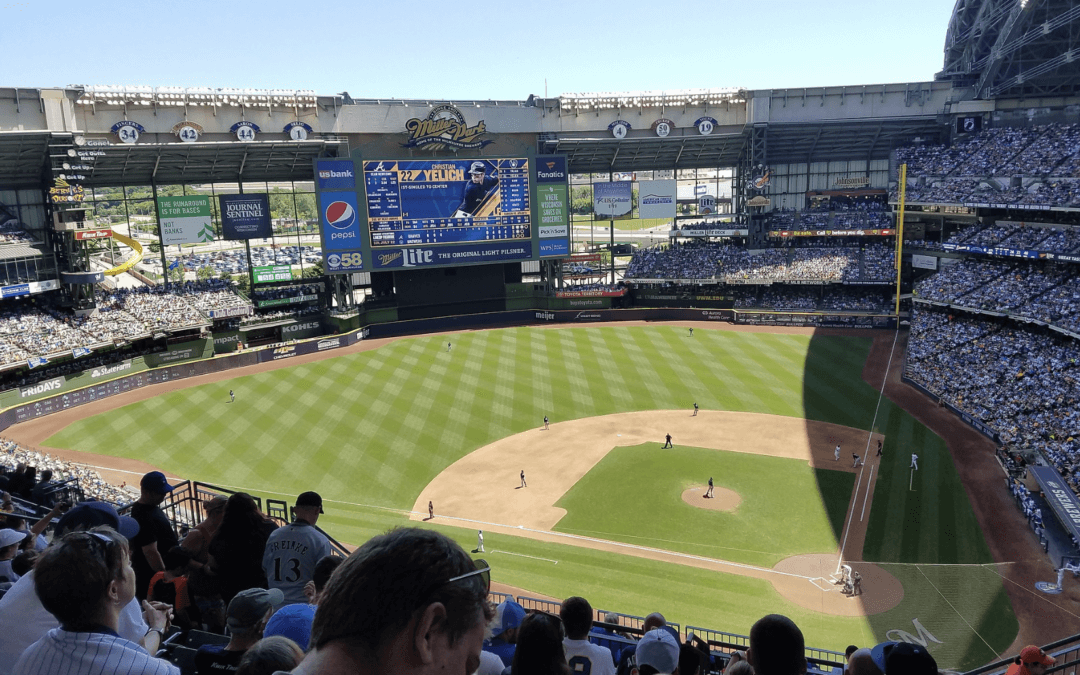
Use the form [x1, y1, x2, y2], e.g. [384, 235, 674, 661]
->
[454, 161, 499, 217]
[663, 434, 673, 449]
[706, 477, 714, 498]
[852, 453, 862, 468]
[428, 501, 434, 519]
[262, 491, 332, 606]
[835, 444, 841, 461]
[477, 530, 484, 553]
[876, 439, 883, 456]
[520, 470, 527, 488]
[910, 453, 919, 469]
[693, 402, 699, 416]
[544, 415, 549, 430]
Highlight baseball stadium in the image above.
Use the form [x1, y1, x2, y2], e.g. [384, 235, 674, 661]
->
[2, 2, 1080, 674]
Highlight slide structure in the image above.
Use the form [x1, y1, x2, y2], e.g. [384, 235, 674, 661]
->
[104, 231, 144, 276]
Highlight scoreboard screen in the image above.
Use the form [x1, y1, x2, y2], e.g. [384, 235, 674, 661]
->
[363, 158, 531, 248]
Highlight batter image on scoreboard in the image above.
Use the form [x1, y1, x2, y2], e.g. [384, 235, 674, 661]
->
[363, 158, 531, 248]
[453, 161, 499, 218]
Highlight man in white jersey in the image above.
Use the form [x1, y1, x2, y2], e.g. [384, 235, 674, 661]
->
[561, 596, 617, 675]
[263, 491, 333, 606]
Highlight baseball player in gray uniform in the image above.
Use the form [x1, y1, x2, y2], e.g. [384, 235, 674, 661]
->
[262, 491, 333, 606]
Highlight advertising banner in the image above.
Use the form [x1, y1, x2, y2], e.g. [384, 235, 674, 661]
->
[593, 182, 633, 219]
[89, 360, 133, 379]
[1030, 466, 1080, 543]
[207, 305, 253, 319]
[254, 265, 293, 284]
[281, 320, 324, 341]
[324, 251, 365, 275]
[257, 294, 317, 308]
[772, 229, 895, 237]
[942, 243, 1046, 260]
[678, 228, 748, 237]
[536, 186, 569, 238]
[371, 242, 532, 269]
[555, 289, 627, 298]
[0, 280, 59, 299]
[315, 159, 357, 191]
[74, 229, 112, 240]
[638, 180, 676, 219]
[144, 341, 207, 368]
[319, 191, 363, 252]
[220, 194, 273, 240]
[911, 254, 938, 270]
[158, 195, 214, 245]
[19, 377, 64, 399]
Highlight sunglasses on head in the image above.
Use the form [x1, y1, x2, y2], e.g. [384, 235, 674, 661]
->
[440, 558, 491, 595]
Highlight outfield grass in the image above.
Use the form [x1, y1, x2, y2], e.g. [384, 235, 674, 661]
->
[44, 327, 1015, 667]
[554, 443, 856, 567]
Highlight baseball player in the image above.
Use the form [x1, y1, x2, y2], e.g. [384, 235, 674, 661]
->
[428, 501, 434, 519]
[453, 161, 499, 217]
[520, 470, 527, 488]
[876, 439, 883, 456]
[706, 477, 714, 498]
[229, 390, 234, 403]
[693, 402, 699, 416]
[544, 415, 549, 430]
[663, 434, 673, 449]
[852, 453, 862, 468]
[910, 453, 919, 470]
[834, 444, 841, 461]
[447, 341, 452, 352]
[477, 530, 484, 553]
[689, 327, 693, 337]
[262, 491, 333, 606]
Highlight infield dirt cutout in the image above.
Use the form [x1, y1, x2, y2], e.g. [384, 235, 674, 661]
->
[413, 410, 899, 616]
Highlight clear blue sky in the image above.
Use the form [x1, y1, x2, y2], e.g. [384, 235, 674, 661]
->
[2, 0, 957, 100]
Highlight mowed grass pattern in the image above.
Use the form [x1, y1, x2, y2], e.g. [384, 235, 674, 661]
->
[44, 327, 1015, 668]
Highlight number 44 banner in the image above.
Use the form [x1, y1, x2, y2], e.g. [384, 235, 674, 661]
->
[158, 195, 214, 245]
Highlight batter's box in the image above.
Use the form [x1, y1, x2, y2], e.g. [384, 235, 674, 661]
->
[809, 577, 838, 592]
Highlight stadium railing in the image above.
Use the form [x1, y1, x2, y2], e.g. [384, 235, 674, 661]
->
[963, 635, 1080, 675]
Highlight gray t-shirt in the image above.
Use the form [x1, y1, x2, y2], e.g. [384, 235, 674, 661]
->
[262, 521, 332, 605]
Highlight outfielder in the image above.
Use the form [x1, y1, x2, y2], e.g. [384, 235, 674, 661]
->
[453, 161, 499, 217]
[229, 390, 234, 403]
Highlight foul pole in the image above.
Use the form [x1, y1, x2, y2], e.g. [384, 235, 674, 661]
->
[894, 163, 907, 315]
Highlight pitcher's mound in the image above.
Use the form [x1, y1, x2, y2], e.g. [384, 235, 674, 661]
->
[681, 487, 741, 511]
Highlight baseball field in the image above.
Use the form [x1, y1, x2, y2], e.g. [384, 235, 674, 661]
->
[24, 324, 1024, 669]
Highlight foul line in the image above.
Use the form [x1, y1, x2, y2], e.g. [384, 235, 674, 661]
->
[916, 564, 997, 656]
[860, 465, 874, 522]
[489, 549, 558, 564]
[837, 328, 900, 572]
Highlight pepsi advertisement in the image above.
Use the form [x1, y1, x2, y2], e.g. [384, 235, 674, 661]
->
[362, 158, 531, 248]
[320, 192, 362, 251]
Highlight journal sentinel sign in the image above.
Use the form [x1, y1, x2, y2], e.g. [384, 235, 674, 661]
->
[372, 242, 532, 269]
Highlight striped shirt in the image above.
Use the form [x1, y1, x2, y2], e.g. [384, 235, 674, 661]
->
[13, 628, 179, 675]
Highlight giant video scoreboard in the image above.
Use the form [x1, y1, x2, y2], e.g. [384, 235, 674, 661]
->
[315, 155, 569, 274]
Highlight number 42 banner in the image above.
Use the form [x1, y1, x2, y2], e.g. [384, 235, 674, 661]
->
[158, 195, 214, 245]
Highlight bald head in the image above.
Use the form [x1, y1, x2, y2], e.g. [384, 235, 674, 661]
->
[848, 648, 882, 675]
[643, 613, 667, 632]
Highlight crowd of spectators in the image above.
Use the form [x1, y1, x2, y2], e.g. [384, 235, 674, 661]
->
[0, 222, 34, 246]
[906, 307, 1080, 499]
[0, 281, 252, 368]
[140, 245, 322, 279]
[733, 287, 890, 312]
[624, 242, 725, 280]
[893, 122, 1080, 208]
[913, 257, 1080, 333]
[251, 283, 323, 303]
[1, 439, 131, 506]
[766, 202, 891, 232]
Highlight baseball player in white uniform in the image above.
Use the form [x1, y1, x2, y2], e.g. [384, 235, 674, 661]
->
[477, 530, 484, 552]
[835, 444, 841, 461]
[911, 453, 919, 469]
[262, 491, 333, 606]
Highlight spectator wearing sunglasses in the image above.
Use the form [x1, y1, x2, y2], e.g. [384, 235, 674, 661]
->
[561, 596, 616, 675]
[12, 527, 177, 675]
[291, 527, 494, 675]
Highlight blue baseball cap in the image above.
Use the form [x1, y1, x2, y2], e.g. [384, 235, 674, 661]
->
[264, 602, 316, 651]
[140, 471, 175, 494]
[56, 501, 140, 539]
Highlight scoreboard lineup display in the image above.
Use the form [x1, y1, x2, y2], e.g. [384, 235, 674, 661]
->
[363, 159, 531, 247]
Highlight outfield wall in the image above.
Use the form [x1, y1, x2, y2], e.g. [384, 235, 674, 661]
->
[0, 309, 895, 433]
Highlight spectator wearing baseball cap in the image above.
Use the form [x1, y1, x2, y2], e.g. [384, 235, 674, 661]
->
[195, 587, 284, 674]
[130, 471, 180, 602]
[870, 641, 937, 675]
[0, 529, 28, 583]
[1006, 645, 1055, 675]
[635, 628, 681, 675]
[484, 599, 526, 667]
[263, 555, 344, 652]
[262, 491, 332, 606]
[0, 501, 157, 675]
